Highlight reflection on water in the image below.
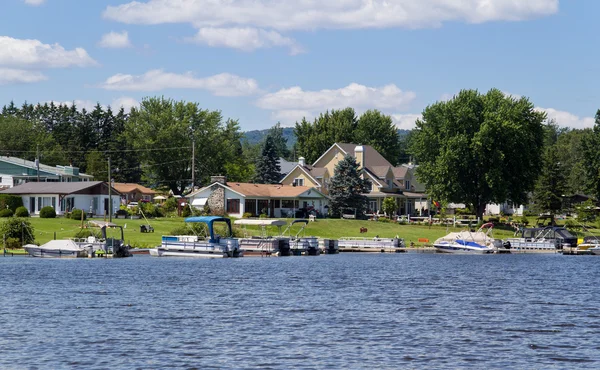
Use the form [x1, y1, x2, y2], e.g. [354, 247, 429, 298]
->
[1, 254, 599, 369]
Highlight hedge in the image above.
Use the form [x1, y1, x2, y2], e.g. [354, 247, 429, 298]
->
[0, 194, 23, 212]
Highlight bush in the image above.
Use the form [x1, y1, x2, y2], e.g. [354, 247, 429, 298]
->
[163, 197, 178, 213]
[5, 237, 22, 249]
[0, 194, 23, 212]
[39, 206, 56, 219]
[69, 209, 86, 221]
[520, 215, 529, 226]
[170, 223, 207, 236]
[74, 228, 99, 239]
[0, 218, 35, 245]
[242, 212, 252, 219]
[115, 209, 129, 217]
[0, 209, 14, 218]
[14, 206, 29, 217]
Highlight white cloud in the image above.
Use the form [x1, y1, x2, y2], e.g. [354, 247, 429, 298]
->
[98, 31, 132, 49]
[104, 0, 558, 30]
[0, 36, 97, 69]
[188, 27, 303, 54]
[270, 110, 315, 126]
[391, 113, 422, 130]
[257, 83, 415, 111]
[111, 96, 140, 111]
[24, 0, 45, 5]
[99, 69, 260, 96]
[535, 107, 595, 129]
[0, 68, 47, 85]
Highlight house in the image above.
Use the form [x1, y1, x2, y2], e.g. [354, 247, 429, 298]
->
[0, 181, 121, 217]
[280, 143, 428, 216]
[0, 156, 93, 189]
[278, 157, 297, 180]
[187, 176, 329, 218]
[112, 183, 156, 204]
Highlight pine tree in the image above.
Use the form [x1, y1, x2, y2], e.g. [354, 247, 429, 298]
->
[254, 135, 281, 184]
[329, 154, 371, 217]
[532, 147, 567, 215]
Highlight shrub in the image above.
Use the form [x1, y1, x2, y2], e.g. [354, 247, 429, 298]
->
[242, 213, 252, 219]
[0, 194, 23, 212]
[170, 223, 207, 236]
[115, 209, 129, 217]
[520, 215, 529, 226]
[182, 205, 193, 218]
[5, 237, 22, 249]
[39, 206, 56, 219]
[74, 228, 99, 239]
[14, 206, 29, 217]
[69, 209, 86, 221]
[0, 218, 35, 245]
[163, 197, 178, 213]
[0, 209, 14, 218]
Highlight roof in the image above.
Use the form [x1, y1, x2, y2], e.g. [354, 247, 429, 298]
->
[112, 182, 156, 195]
[403, 191, 427, 199]
[307, 167, 327, 178]
[0, 181, 120, 195]
[227, 182, 325, 198]
[334, 143, 393, 168]
[278, 158, 297, 175]
[0, 156, 93, 178]
[392, 166, 409, 178]
[370, 166, 392, 178]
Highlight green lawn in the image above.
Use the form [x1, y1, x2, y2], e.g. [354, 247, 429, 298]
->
[8, 216, 592, 250]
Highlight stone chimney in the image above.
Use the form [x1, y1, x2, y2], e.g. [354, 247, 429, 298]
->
[298, 157, 306, 167]
[354, 145, 364, 169]
[210, 175, 227, 185]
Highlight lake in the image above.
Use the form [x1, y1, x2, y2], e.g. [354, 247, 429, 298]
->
[1, 253, 599, 369]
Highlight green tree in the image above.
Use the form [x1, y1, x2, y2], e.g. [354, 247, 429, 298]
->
[582, 110, 600, 200]
[410, 88, 546, 219]
[254, 136, 281, 184]
[382, 197, 398, 217]
[575, 199, 596, 223]
[355, 110, 402, 165]
[268, 122, 291, 159]
[329, 154, 371, 217]
[532, 147, 567, 216]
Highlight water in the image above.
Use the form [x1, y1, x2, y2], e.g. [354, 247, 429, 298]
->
[1, 253, 599, 369]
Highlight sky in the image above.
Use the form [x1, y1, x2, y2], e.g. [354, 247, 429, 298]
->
[0, 0, 598, 131]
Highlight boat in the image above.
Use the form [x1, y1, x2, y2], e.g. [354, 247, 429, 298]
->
[23, 239, 92, 258]
[149, 216, 242, 258]
[234, 219, 290, 256]
[433, 223, 500, 254]
[578, 236, 600, 255]
[284, 219, 319, 256]
[23, 221, 131, 258]
[504, 225, 577, 253]
[338, 236, 404, 253]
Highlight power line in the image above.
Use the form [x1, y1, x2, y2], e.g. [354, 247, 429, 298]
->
[0, 146, 192, 155]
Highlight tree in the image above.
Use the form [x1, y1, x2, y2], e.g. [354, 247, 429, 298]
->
[355, 110, 402, 165]
[410, 88, 547, 219]
[254, 136, 281, 184]
[582, 110, 600, 200]
[268, 122, 291, 159]
[328, 154, 371, 217]
[532, 147, 567, 215]
[382, 197, 398, 217]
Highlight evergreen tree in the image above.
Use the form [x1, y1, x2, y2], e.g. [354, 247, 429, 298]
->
[532, 147, 567, 215]
[328, 154, 371, 217]
[254, 135, 281, 184]
[582, 110, 600, 200]
[268, 122, 291, 159]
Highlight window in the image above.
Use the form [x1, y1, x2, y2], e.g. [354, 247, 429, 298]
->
[366, 181, 372, 191]
[387, 179, 393, 188]
[227, 199, 240, 213]
[282, 200, 295, 208]
[405, 180, 411, 190]
[273, 199, 281, 208]
[37, 197, 54, 211]
[294, 178, 304, 186]
[369, 200, 378, 213]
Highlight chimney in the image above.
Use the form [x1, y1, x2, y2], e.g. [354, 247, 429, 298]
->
[210, 175, 227, 185]
[298, 157, 306, 167]
[355, 145, 364, 169]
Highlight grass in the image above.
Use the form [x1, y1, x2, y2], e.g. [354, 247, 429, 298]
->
[6, 216, 597, 250]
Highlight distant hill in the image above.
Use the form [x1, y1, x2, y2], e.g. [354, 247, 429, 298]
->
[242, 128, 410, 147]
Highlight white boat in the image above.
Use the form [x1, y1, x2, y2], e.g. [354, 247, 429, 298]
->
[23, 240, 92, 258]
[71, 221, 131, 257]
[504, 226, 577, 253]
[284, 219, 319, 256]
[149, 216, 242, 258]
[579, 236, 600, 255]
[590, 246, 600, 255]
[234, 219, 290, 256]
[338, 236, 403, 252]
[433, 223, 499, 254]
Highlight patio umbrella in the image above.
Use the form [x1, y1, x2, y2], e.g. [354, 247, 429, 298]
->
[153, 195, 167, 200]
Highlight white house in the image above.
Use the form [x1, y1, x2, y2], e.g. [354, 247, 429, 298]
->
[187, 176, 329, 218]
[0, 181, 121, 217]
[0, 156, 93, 189]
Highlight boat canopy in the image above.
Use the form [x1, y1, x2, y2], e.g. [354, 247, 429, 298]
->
[291, 219, 309, 225]
[583, 236, 600, 244]
[234, 219, 287, 227]
[185, 216, 232, 241]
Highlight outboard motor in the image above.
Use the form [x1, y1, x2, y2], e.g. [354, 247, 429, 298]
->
[503, 241, 512, 249]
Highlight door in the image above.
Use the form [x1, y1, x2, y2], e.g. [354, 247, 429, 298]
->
[29, 197, 35, 214]
[104, 198, 109, 216]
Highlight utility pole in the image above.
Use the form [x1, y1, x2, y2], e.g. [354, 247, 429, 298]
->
[108, 157, 112, 222]
[36, 144, 40, 182]
[191, 139, 196, 192]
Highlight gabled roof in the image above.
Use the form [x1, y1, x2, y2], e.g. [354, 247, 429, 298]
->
[362, 168, 384, 187]
[0, 156, 93, 178]
[393, 166, 409, 179]
[0, 181, 120, 195]
[279, 164, 322, 186]
[278, 157, 297, 175]
[307, 167, 327, 178]
[190, 181, 327, 199]
[370, 165, 393, 179]
[112, 182, 156, 195]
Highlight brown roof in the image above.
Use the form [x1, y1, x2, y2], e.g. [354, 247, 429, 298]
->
[308, 167, 327, 178]
[112, 183, 156, 195]
[336, 143, 393, 168]
[0, 181, 121, 195]
[392, 166, 408, 178]
[226, 182, 323, 198]
[370, 165, 392, 178]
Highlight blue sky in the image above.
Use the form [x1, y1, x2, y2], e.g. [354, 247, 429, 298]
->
[0, 0, 597, 131]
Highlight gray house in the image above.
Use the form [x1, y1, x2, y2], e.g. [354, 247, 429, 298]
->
[1, 181, 120, 217]
[0, 156, 93, 190]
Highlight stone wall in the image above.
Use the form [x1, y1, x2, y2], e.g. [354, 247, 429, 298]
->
[208, 186, 225, 215]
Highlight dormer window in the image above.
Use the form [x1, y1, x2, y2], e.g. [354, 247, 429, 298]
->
[294, 178, 304, 186]
[405, 180, 411, 190]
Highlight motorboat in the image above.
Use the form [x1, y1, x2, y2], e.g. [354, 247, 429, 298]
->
[578, 236, 600, 254]
[23, 221, 131, 258]
[149, 216, 242, 258]
[504, 225, 577, 253]
[234, 219, 290, 256]
[338, 236, 403, 252]
[23, 240, 92, 258]
[284, 219, 319, 256]
[433, 223, 500, 254]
